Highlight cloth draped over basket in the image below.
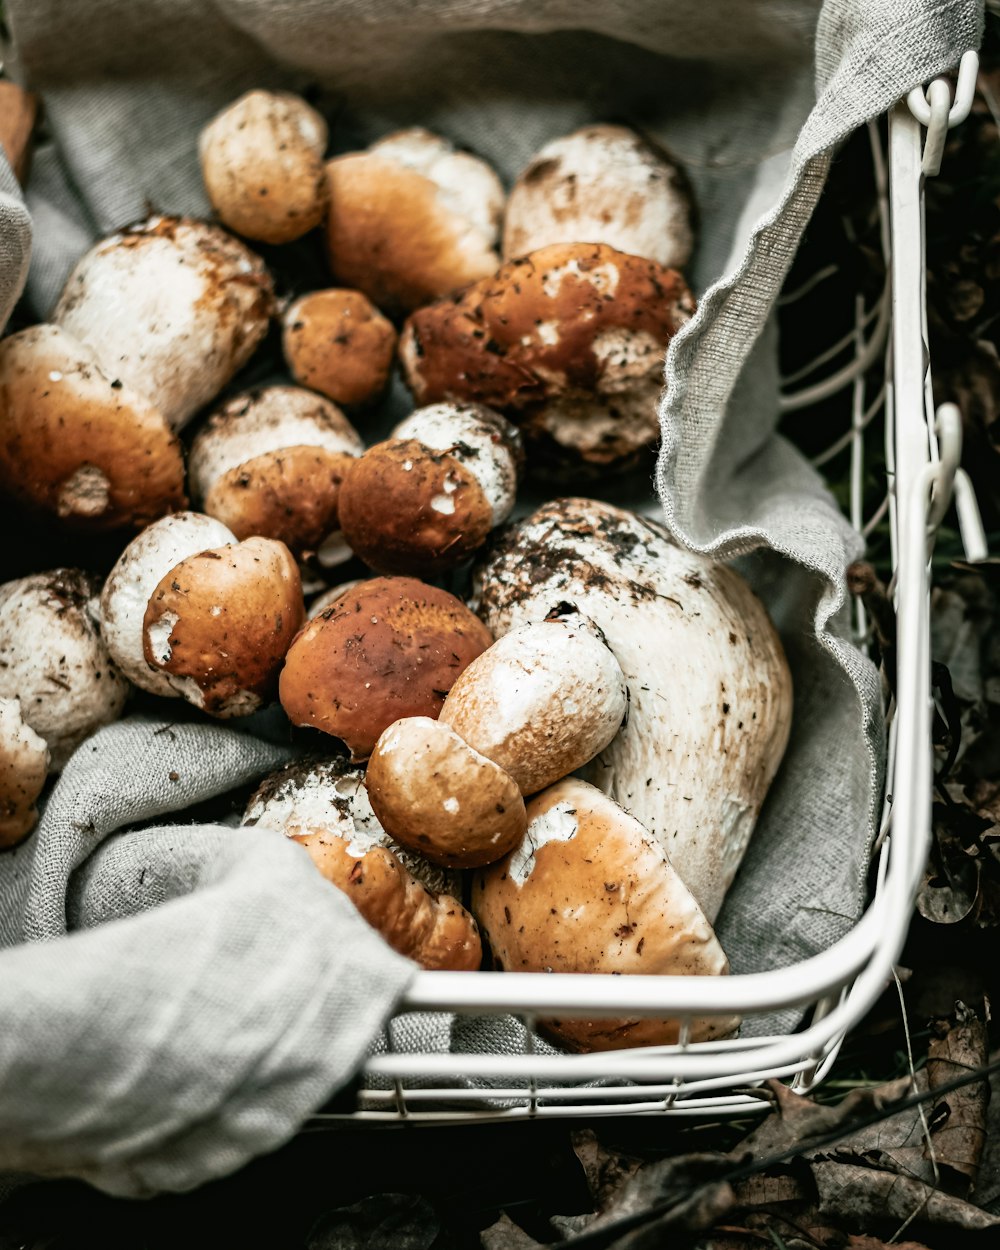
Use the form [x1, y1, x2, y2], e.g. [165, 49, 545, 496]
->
[0, 0, 983, 1199]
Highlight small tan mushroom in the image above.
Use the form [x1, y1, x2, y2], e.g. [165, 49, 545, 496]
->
[101, 511, 303, 716]
[199, 90, 329, 244]
[54, 216, 274, 432]
[242, 756, 479, 968]
[366, 717, 527, 868]
[0, 569, 130, 770]
[472, 779, 737, 1052]
[283, 289, 397, 408]
[0, 698, 50, 850]
[337, 402, 522, 577]
[325, 128, 504, 314]
[189, 386, 364, 559]
[278, 576, 492, 760]
[503, 125, 694, 269]
[0, 325, 185, 529]
[400, 243, 695, 472]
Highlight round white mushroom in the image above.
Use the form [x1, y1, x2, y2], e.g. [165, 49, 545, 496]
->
[0, 698, 50, 849]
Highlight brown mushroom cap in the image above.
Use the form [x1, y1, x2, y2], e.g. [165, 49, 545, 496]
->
[143, 536, 304, 718]
[199, 90, 329, 245]
[278, 576, 492, 759]
[0, 698, 49, 850]
[399, 242, 695, 470]
[189, 386, 363, 557]
[291, 833, 482, 971]
[283, 289, 397, 408]
[337, 439, 493, 577]
[0, 324, 185, 529]
[324, 128, 503, 314]
[366, 717, 527, 868]
[503, 125, 695, 269]
[54, 216, 275, 432]
[472, 779, 736, 1052]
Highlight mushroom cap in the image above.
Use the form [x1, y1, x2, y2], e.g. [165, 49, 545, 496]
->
[291, 833, 482, 971]
[0, 324, 185, 529]
[367, 716, 527, 868]
[0, 698, 49, 850]
[283, 289, 397, 408]
[503, 124, 694, 269]
[0, 570, 130, 770]
[399, 243, 694, 469]
[472, 498, 794, 923]
[440, 606, 627, 796]
[199, 89, 329, 244]
[143, 535, 304, 718]
[189, 386, 363, 556]
[54, 216, 275, 431]
[472, 778, 736, 1052]
[100, 512, 238, 696]
[337, 439, 494, 577]
[243, 756, 460, 897]
[279, 575, 492, 760]
[324, 128, 503, 314]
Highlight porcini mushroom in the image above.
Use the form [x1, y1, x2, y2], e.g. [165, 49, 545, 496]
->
[472, 778, 736, 1051]
[189, 385, 364, 559]
[324, 128, 504, 314]
[244, 757, 479, 970]
[503, 125, 694, 269]
[279, 576, 492, 760]
[473, 498, 793, 923]
[199, 90, 328, 244]
[101, 511, 304, 716]
[0, 699, 49, 850]
[337, 403, 522, 576]
[0, 324, 185, 529]
[0, 569, 130, 770]
[283, 289, 397, 408]
[54, 216, 275, 431]
[400, 243, 694, 472]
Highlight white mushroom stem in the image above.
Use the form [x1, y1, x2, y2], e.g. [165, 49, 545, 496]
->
[0, 698, 49, 849]
[99, 512, 236, 695]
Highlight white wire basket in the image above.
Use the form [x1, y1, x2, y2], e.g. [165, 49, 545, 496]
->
[312, 53, 988, 1126]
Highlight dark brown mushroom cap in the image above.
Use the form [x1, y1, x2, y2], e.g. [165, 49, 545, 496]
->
[278, 576, 492, 760]
[0, 325, 185, 529]
[142, 536, 304, 718]
[283, 289, 397, 408]
[400, 242, 694, 412]
[337, 439, 493, 576]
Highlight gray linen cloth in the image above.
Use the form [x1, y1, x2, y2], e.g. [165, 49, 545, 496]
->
[0, 0, 984, 1196]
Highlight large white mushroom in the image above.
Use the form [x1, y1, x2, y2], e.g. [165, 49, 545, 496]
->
[0, 698, 50, 849]
[472, 498, 793, 924]
[0, 569, 130, 771]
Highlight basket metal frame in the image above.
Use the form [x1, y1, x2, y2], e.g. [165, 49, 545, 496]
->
[312, 57, 985, 1126]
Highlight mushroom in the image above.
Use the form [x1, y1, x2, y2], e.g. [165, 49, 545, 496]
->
[279, 576, 492, 760]
[100, 511, 304, 717]
[0, 699, 50, 850]
[0, 569, 130, 770]
[244, 758, 479, 969]
[503, 125, 694, 269]
[337, 402, 522, 576]
[472, 778, 736, 1052]
[283, 289, 397, 408]
[399, 243, 695, 473]
[473, 498, 793, 924]
[199, 90, 328, 244]
[366, 717, 527, 868]
[324, 128, 504, 314]
[0, 324, 186, 529]
[188, 386, 364, 560]
[54, 216, 275, 431]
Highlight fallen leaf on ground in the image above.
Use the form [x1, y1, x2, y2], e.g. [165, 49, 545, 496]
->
[923, 1000, 990, 1191]
[306, 1193, 439, 1250]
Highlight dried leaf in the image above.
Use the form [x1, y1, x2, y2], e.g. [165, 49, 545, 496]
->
[306, 1193, 439, 1250]
[480, 1212, 547, 1249]
[923, 1002, 989, 1191]
[811, 1160, 1000, 1230]
[845, 1238, 932, 1250]
[570, 1129, 644, 1213]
